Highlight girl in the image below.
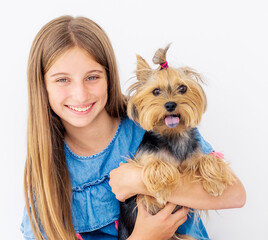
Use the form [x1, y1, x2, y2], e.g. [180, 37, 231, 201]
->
[21, 15, 246, 240]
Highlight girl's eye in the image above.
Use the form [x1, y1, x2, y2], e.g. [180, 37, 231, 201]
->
[178, 85, 187, 94]
[57, 78, 68, 83]
[87, 76, 97, 81]
[153, 88, 161, 96]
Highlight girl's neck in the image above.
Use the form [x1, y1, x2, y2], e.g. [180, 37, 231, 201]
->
[64, 112, 120, 156]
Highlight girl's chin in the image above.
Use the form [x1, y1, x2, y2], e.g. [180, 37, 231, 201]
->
[62, 120, 93, 129]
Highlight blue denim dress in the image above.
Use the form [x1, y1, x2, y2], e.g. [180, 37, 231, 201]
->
[21, 117, 213, 240]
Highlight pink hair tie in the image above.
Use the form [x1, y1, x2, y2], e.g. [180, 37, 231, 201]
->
[210, 151, 224, 159]
[160, 61, 168, 69]
[76, 233, 84, 240]
[115, 220, 119, 230]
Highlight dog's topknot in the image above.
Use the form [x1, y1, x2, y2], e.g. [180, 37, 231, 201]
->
[152, 43, 171, 66]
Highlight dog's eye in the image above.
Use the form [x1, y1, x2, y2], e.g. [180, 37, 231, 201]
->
[153, 88, 161, 96]
[178, 85, 187, 94]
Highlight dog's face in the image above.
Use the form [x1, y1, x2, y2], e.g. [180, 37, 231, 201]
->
[127, 55, 207, 135]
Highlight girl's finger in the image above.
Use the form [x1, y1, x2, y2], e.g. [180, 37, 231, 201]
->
[136, 196, 149, 217]
[157, 202, 178, 216]
[171, 206, 189, 221]
[174, 215, 188, 229]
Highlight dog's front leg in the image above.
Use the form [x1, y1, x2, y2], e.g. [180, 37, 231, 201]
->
[136, 152, 180, 205]
[181, 153, 236, 196]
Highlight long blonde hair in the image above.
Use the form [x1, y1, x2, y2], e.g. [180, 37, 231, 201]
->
[24, 15, 126, 240]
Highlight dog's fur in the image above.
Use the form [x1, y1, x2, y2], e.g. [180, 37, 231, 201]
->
[118, 45, 236, 240]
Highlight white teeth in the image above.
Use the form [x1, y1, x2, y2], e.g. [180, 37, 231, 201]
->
[68, 104, 92, 112]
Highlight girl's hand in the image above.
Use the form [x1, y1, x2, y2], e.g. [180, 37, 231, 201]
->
[127, 197, 189, 240]
[109, 162, 146, 201]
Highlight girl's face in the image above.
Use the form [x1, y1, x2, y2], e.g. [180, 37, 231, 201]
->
[45, 47, 108, 129]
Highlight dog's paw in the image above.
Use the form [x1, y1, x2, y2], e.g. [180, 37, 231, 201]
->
[188, 153, 237, 197]
[142, 157, 180, 196]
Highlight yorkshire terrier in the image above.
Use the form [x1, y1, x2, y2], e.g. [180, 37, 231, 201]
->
[118, 45, 236, 240]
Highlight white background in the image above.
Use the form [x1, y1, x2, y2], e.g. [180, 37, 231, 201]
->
[1, 0, 268, 239]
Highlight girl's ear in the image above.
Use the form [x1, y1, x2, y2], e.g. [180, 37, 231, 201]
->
[136, 55, 152, 82]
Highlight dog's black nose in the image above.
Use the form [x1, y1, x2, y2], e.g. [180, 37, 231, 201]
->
[165, 102, 177, 112]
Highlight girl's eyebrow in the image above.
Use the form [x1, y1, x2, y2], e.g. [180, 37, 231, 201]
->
[49, 72, 69, 77]
[49, 70, 104, 78]
[85, 70, 105, 75]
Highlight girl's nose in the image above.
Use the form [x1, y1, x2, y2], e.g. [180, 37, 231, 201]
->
[72, 82, 90, 102]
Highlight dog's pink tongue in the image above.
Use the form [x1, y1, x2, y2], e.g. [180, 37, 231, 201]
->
[165, 116, 180, 128]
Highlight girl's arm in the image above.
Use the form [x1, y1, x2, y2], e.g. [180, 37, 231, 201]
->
[109, 163, 246, 210]
[168, 173, 246, 209]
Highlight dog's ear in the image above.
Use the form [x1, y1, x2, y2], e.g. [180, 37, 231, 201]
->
[136, 55, 152, 82]
[127, 101, 139, 122]
[180, 67, 205, 84]
[181, 67, 207, 113]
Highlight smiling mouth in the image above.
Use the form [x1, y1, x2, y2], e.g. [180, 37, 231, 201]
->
[66, 104, 94, 112]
